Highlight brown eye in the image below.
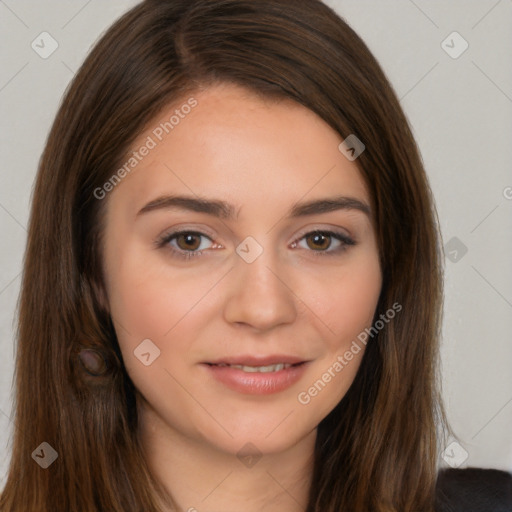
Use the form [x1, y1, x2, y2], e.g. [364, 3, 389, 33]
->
[305, 232, 332, 251]
[294, 229, 355, 256]
[175, 233, 202, 251]
[156, 230, 216, 260]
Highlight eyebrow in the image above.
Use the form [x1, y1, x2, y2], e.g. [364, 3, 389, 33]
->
[136, 194, 371, 219]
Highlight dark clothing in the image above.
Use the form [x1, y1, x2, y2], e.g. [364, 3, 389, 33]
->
[436, 467, 512, 512]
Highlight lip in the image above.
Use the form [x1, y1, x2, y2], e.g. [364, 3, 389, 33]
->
[201, 355, 310, 395]
[205, 354, 307, 366]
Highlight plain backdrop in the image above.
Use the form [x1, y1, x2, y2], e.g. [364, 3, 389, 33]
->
[1, 0, 511, 489]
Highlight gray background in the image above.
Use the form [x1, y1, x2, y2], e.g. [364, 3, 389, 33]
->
[1, 0, 511, 489]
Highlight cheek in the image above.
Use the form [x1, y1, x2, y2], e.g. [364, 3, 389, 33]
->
[305, 253, 382, 350]
[104, 243, 227, 378]
[106, 243, 211, 338]
[294, 255, 381, 416]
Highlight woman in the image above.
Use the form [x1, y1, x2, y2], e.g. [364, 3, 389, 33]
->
[0, 0, 478, 510]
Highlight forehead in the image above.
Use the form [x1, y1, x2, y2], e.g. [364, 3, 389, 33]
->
[107, 83, 370, 217]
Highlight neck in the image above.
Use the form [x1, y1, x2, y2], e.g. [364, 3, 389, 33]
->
[138, 397, 315, 512]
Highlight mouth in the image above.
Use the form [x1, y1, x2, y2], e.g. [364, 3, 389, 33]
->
[206, 361, 305, 373]
[201, 356, 310, 395]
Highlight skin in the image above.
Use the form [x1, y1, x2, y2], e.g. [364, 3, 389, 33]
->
[101, 82, 382, 512]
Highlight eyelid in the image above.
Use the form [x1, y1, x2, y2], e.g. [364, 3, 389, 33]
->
[155, 224, 218, 245]
[155, 224, 356, 260]
[155, 229, 219, 261]
[290, 224, 354, 245]
[290, 228, 355, 255]
[156, 229, 217, 246]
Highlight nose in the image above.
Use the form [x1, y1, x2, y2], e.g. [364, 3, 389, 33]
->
[223, 248, 298, 331]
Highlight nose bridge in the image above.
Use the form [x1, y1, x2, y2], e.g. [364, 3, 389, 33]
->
[235, 234, 279, 288]
[223, 236, 297, 329]
[239, 252, 279, 294]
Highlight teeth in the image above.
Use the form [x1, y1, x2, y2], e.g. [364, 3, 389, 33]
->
[216, 363, 292, 372]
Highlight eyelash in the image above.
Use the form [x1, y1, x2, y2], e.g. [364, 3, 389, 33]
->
[155, 229, 355, 261]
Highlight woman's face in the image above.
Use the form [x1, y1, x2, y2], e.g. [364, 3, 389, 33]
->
[102, 83, 382, 456]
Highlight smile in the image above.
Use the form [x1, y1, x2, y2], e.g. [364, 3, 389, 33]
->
[202, 359, 309, 395]
[214, 363, 293, 373]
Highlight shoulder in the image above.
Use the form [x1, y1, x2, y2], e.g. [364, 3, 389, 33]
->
[435, 467, 512, 512]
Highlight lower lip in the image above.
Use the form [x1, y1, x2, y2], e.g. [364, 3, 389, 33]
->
[202, 363, 309, 395]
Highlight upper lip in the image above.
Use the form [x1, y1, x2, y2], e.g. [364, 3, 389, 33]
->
[205, 355, 308, 366]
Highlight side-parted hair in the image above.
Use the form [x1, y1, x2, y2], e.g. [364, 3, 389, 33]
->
[0, 1, 446, 510]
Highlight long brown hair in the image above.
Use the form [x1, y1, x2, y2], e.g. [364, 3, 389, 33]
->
[0, 0, 446, 510]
